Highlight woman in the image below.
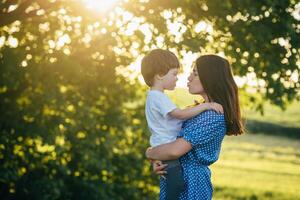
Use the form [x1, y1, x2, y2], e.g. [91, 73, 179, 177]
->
[146, 55, 244, 199]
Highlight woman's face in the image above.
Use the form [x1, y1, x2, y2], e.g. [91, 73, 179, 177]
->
[187, 67, 205, 95]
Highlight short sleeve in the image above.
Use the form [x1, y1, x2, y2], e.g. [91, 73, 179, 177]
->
[151, 92, 177, 117]
[181, 111, 225, 146]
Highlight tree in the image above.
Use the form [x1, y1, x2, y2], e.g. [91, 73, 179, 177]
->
[125, 0, 300, 108]
[0, 0, 155, 199]
[0, 0, 299, 199]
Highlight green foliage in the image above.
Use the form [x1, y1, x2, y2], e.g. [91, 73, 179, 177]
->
[0, 0, 299, 199]
[0, 1, 155, 199]
[126, 0, 300, 108]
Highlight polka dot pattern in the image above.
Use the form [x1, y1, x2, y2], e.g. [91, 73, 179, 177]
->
[159, 110, 227, 200]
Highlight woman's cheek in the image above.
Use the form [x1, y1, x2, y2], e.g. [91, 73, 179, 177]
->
[191, 83, 201, 94]
[188, 85, 194, 93]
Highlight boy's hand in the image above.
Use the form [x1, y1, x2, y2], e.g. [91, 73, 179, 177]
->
[145, 147, 153, 159]
[207, 102, 224, 114]
[146, 148, 168, 179]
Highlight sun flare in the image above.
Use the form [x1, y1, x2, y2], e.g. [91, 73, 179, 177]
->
[82, 0, 120, 12]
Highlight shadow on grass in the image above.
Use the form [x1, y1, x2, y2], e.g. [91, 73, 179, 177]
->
[245, 119, 300, 139]
[214, 186, 297, 200]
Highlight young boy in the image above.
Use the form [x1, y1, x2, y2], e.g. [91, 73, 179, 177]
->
[141, 49, 223, 200]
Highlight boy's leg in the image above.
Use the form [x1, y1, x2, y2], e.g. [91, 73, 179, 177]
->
[164, 160, 184, 200]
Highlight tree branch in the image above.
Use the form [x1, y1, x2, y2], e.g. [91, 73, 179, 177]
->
[0, 0, 19, 11]
[0, 0, 35, 27]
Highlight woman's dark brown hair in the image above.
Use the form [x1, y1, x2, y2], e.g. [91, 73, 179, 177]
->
[196, 55, 244, 135]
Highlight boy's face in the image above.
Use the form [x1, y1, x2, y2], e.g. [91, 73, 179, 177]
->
[161, 68, 178, 90]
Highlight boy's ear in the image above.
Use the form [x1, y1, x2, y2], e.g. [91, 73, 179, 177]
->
[154, 74, 164, 80]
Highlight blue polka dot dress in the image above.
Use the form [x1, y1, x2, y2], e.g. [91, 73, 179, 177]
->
[159, 110, 227, 200]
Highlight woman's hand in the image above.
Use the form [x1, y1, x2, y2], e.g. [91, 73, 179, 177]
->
[152, 160, 168, 179]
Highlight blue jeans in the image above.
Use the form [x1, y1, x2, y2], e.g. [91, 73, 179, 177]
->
[163, 159, 184, 200]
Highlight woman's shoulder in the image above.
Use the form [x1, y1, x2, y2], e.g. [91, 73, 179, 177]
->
[197, 110, 225, 121]
[180, 110, 226, 143]
[184, 110, 225, 126]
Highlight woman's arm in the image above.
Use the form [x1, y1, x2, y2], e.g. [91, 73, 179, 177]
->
[146, 138, 192, 160]
[147, 111, 225, 161]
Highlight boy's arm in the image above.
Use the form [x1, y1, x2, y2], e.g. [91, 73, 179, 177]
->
[169, 103, 223, 120]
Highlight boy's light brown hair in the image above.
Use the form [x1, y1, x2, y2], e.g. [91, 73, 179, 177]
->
[141, 49, 180, 87]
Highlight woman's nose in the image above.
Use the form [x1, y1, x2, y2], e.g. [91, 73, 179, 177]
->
[188, 74, 192, 81]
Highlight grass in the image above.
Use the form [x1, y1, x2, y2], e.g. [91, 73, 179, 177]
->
[212, 133, 300, 200]
[244, 101, 300, 128]
[164, 88, 300, 200]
